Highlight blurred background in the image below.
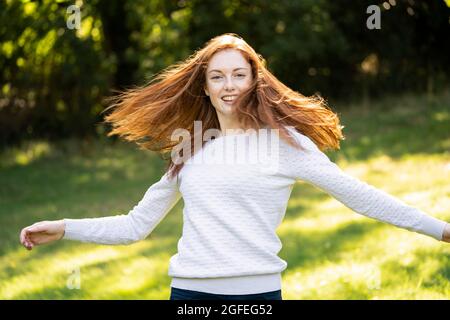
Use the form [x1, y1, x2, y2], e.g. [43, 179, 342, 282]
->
[0, 0, 449, 299]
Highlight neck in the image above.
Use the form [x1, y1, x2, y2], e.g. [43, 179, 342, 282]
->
[217, 113, 246, 135]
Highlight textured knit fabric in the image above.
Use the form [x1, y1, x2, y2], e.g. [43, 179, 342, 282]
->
[63, 127, 446, 288]
[170, 273, 282, 295]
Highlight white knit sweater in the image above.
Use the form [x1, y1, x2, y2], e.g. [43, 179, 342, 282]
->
[63, 127, 446, 295]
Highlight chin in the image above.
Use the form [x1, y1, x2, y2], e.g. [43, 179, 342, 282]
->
[215, 105, 234, 114]
[222, 108, 237, 116]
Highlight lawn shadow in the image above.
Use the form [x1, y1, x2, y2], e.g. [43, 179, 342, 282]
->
[279, 219, 381, 271]
[334, 93, 450, 162]
[5, 232, 181, 299]
[378, 246, 450, 291]
[283, 183, 333, 222]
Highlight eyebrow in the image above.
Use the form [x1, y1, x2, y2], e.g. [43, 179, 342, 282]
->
[208, 68, 248, 74]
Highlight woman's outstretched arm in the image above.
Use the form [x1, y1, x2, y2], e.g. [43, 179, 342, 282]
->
[281, 128, 449, 242]
[19, 172, 181, 249]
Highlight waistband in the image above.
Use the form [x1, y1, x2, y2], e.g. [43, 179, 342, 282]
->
[170, 273, 282, 295]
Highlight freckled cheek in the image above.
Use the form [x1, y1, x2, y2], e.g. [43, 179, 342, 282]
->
[237, 84, 249, 91]
[207, 85, 223, 101]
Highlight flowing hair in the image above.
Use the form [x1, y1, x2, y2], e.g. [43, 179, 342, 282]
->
[102, 33, 345, 179]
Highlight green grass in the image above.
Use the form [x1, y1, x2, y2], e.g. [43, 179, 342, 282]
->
[1, 91, 449, 299]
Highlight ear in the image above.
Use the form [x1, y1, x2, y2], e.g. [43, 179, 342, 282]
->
[204, 87, 209, 96]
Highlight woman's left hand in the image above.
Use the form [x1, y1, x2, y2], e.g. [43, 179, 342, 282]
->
[443, 223, 450, 243]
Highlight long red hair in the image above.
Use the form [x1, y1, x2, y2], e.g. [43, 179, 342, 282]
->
[102, 33, 345, 179]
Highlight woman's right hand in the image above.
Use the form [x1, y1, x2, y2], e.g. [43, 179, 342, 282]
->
[19, 220, 65, 250]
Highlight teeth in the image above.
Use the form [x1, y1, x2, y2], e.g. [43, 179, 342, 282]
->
[222, 96, 236, 101]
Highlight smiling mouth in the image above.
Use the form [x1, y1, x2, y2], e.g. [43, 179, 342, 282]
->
[221, 95, 237, 104]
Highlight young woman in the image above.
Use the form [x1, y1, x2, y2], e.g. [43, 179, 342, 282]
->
[19, 33, 450, 300]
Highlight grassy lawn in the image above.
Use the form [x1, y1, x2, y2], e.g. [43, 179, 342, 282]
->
[1, 92, 449, 299]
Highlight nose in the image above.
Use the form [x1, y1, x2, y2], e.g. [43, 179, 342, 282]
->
[224, 76, 236, 92]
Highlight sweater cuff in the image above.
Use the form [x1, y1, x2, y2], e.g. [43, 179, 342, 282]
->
[62, 218, 82, 241]
[417, 214, 447, 241]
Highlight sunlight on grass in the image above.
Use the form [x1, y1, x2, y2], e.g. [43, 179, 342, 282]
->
[433, 110, 450, 122]
[282, 228, 449, 299]
[279, 202, 364, 234]
[0, 238, 175, 299]
[284, 261, 384, 299]
[85, 253, 172, 299]
[0, 141, 51, 167]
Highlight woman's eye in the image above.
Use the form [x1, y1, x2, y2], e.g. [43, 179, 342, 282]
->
[211, 74, 245, 80]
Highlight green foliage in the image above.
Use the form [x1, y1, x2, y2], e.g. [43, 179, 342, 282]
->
[0, 0, 112, 144]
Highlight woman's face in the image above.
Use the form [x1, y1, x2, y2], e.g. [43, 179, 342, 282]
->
[204, 49, 253, 117]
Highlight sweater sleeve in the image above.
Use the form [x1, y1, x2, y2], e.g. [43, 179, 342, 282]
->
[281, 127, 447, 241]
[62, 171, 182, 245]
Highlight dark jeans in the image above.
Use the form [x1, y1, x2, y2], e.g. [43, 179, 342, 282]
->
[170, 287, 282, 300]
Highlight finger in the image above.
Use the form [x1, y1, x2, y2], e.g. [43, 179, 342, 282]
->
[29, 233, 47, 246]
[20, 232, 33, 249]
[20, 229, 31, 246]
[20, 229, 26, 244]
[23, 230, 35, 246]
[31, 221, 45, 227]
[28, 233, 38, 244]
[26, 225, 46, 233]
